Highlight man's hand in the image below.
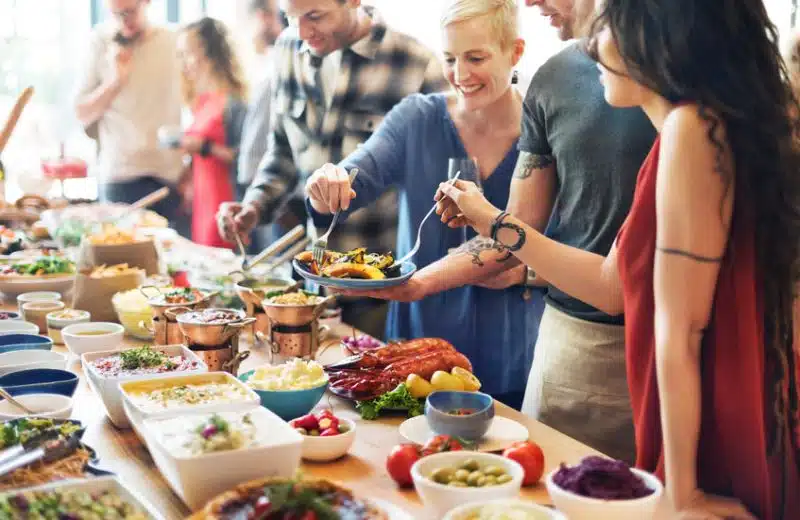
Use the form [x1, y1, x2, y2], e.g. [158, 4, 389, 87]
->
[217, 202, 261, 244]
[334, 275, 429, 302]
[112, 45, 133, 86]
[474, 264, 527, 290]
[305, 163, 356, 214]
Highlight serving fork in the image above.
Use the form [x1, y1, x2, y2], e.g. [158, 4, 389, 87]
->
[311, 168, 359, 264]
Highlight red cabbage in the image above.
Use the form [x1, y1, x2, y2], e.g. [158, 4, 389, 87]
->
[552, 456, 655, 500]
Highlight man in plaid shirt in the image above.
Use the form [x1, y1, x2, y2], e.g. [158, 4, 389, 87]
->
[217, 0, 447, 337]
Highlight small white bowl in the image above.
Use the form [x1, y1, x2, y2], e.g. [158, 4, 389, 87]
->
[411, 451, 525, 518]
[545, 467, 664, 520]
[62, 322, 125, 357]
[46, 309, 91, 345]
[17, 291, 62, 315]
[0, 349, 67, 376]
[444, 499, 566, 520]
[0, 320, 39, 336]
[298, 417, 356, 462]
[0, 392, 73, 420]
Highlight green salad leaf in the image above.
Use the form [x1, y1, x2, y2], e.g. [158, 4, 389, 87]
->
[356, 383, 424, 420]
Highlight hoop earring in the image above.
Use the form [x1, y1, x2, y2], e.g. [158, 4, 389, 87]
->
[511, 70, 519, 84]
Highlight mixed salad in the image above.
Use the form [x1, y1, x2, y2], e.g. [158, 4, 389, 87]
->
[0, 256, 74, 277]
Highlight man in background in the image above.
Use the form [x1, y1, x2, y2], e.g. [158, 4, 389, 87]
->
[237, 0, 286, 251]
[74, 0, 187, 235]
[216, 0, 447, 338]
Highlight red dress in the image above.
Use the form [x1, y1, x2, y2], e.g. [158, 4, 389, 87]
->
[185, 91, 235, 248]
[617, 136, 800, 519]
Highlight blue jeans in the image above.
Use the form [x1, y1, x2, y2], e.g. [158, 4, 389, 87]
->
[100, 176, 191, 239]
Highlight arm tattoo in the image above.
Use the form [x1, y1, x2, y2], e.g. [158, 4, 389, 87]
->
[451, 237, 512, 267]
[495, 220, 527, 252]
[656, 247, 723, 263]
[513, 152, 554, 179]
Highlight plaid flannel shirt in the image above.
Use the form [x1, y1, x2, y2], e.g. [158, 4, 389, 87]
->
[242, 7, 448, 253]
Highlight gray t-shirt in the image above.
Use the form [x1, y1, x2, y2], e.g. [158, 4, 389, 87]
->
[520, 42, 656, 324]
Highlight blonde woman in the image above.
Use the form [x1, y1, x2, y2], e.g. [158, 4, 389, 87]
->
[304, 0, 541, 409]
[177, 17, 247, 247]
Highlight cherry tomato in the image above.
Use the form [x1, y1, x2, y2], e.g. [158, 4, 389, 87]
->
[319, 427, 339, 437]
[317, 416, 339, 431]
[317, 409, 336, 420]
[502, 440, 545, 486]
[386, 444, 420, 487]
[293, 413, 319, 431]
[248, 495, 270, 519]
[420, 435, 464, 456]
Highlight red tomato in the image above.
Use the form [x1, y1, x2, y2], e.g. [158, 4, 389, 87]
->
[502, 441, 545, 486]
[420, 435, 464, 456]
[319, 427, 339, 437]
[386, 444, 420, 487]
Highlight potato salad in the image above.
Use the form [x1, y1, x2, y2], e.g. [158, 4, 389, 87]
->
[246, 359, 328, 391]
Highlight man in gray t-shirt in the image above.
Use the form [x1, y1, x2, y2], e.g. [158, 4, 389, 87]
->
[515, 0, 655, 462]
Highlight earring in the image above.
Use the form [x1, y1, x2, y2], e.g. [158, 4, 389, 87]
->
[511, 70, 519, 84]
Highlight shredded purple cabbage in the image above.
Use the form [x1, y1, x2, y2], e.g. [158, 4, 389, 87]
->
[552, 456, 655, 500]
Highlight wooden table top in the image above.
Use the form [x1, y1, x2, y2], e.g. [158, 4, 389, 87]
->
[38, 319, 601, 520]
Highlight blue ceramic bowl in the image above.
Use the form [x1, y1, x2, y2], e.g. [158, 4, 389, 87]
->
[0, 334, 53, 355]
[238, 369, 328, 420]
[0, 368, 79, 397]
[425, 391, 495, 442]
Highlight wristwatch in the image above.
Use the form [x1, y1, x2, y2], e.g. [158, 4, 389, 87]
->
[523, 267, 537, 287]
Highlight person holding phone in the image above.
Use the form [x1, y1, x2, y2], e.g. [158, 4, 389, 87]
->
[74, 0, 187, 236]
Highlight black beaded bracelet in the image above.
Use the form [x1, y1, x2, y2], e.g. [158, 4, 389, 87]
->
[199, 138, 213, 157]
[490, 211, 509, 242]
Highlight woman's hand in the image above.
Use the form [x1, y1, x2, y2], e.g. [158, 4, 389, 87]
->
[180, 135, 204, 154]
[332, 275, 429, 302]
[436, 180, 502, 237]
[305, 163, 356, 214]
[674, 490, 757, 520]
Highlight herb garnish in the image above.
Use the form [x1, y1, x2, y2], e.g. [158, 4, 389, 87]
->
[120, 346, 172, 370]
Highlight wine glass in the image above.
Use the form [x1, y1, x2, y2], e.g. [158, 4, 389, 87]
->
[447, 158, 481, 246]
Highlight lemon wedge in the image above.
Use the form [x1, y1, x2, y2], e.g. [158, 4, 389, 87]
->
[406, 374, 435, 398]
[430, 370, 466, 391]
[451, 366, 482, 391]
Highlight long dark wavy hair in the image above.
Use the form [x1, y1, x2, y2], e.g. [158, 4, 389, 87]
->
[588, 0, 800, 454]
[181, 17, 248, 105]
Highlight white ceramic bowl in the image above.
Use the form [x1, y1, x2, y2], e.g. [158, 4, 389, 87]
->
[444, 499, 566, 520]
[0, 320, 39, 336]
[9, 476, 164, 519]
[46, 309, 91, 344]
[120, 372, 261, 442]
[82, 345, 208, 428]
[16, 291, 63, 315]
[0, 275, 74, 298]
[545, 467, 664, 520]
[411, 451, 525, 518]
[0, 349, 67, 376]
[0, 392, 73, 421]
[62, 322, 125, 357]
[142, 407, 303, 510]
[298, 417, 356, 462]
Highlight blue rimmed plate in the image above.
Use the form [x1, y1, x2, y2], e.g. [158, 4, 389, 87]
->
[292, 260, 416, 290]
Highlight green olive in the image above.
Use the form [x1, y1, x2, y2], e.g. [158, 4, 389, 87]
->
[448, 480, 468, 487]
[466, 471, 485, 486]
[496, 474, 513, 484]
[294, 427, 307, 435]
[460, 459, 480, 472]
[309, 429, 320, 436]
[483, 475, 498, 486]
[430, 467, 455, 484]
[483, 465, 506, 477]
[453, 469, 470, 482]
[338, 423, 349, 433]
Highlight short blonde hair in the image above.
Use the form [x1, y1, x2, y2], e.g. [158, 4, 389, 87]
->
[440, 0, 519, 50]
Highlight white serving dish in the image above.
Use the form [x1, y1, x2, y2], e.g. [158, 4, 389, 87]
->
[0, 475, 163, 519]
[142, 407, 303, 510]
[545, 466, 664, 520]
[16, 291, 62, 315]
[62, 322, 125, 357]
[0, 393, 73, 421]
[0, 320, 39, 336]
[0, 349, 67, 376]
[0, 275, 74, 298]
[299, 417, 356, 462]
[444, 499, 566, 520]
[82, 344, 208, 428]
[120, 372, 260, 442]
[411, 451, 525, 519]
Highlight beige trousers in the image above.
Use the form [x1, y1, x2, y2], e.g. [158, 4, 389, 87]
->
[522, 304, 636, 463]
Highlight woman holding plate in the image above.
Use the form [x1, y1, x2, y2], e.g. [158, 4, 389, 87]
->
[304, 0, 543, 409]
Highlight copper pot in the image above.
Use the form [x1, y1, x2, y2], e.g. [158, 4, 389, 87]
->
[167, 307, 256, 347]
[234, 278, 299, 308]
[145, 287, 218, 321]
[259, 295, 333, 327]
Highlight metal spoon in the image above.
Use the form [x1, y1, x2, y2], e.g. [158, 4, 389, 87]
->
[0, 387, 34, 415]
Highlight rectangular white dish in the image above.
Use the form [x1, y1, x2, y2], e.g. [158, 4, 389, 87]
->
[142, 407, 303, 510]
[120, 371, 260, 442]
[82, 344, 208, 428]
[0, 475, 163, 519]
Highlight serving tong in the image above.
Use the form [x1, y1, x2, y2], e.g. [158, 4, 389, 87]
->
[0, 431, 81, 479]
[229, 224, 309, 279]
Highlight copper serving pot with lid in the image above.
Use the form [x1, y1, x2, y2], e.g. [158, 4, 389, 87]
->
[167, 307, 255, 374]
[257, 291, 333, 364]
[138, 286, 218, 345]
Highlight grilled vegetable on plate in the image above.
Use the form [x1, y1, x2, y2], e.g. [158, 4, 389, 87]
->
[293, 248, 416, 289]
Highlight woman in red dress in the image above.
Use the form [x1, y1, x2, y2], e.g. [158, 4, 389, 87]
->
[177, 17, 247, 247]
[435, 1, 800, 518]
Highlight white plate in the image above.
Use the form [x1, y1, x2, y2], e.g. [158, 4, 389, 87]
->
[371, 498, 416, 520]
[399, 415, 529, 452]
[0, 275, 74, 297]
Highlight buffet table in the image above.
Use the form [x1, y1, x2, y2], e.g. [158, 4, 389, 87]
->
[9, 305, 603, 520]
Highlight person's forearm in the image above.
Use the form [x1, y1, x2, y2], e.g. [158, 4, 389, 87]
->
[493, 214, 623, 314]
[655, 327, 702, 510]
[75, 78, 123, 127]
[211, 143, 237, 164]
